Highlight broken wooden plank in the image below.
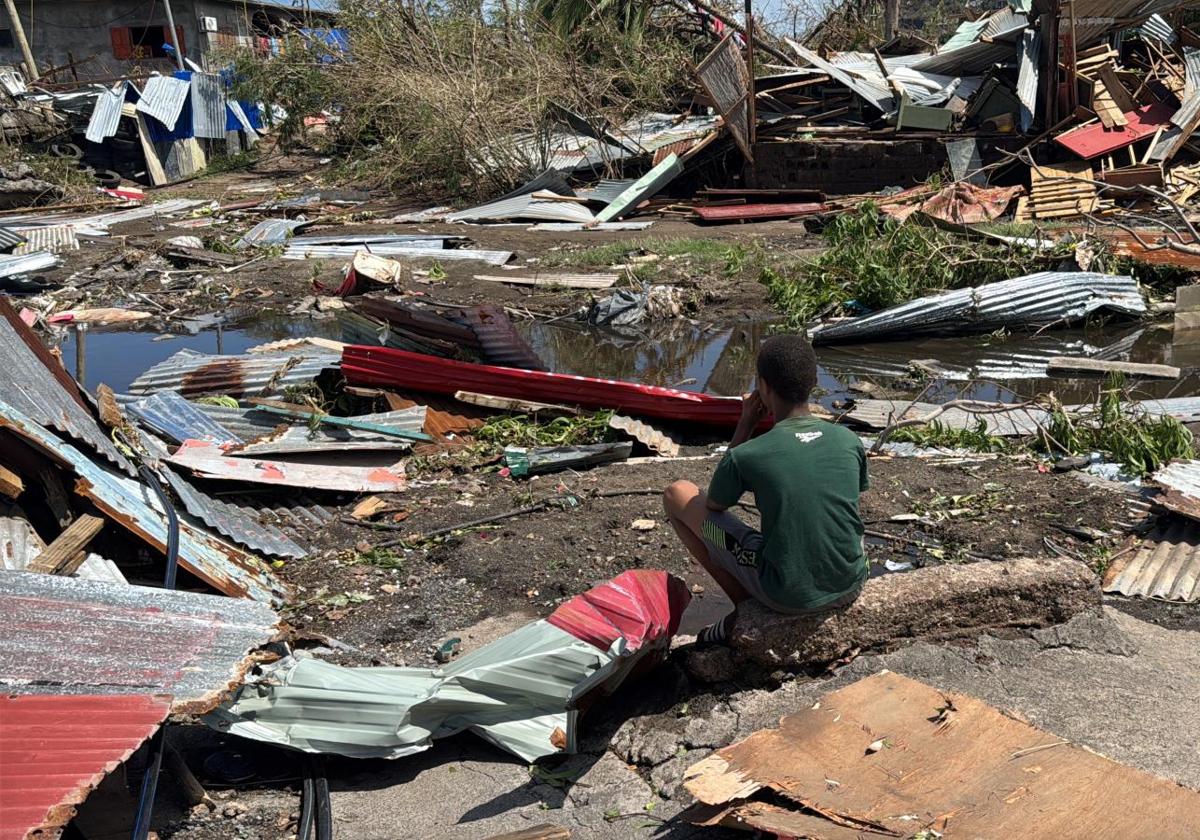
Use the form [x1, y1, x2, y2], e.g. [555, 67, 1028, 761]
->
[482, 826, 570, 840]
[27, 513, 104, 575]
[473, 273, 618, 290]
[0, 464, 23, 499]
[38, 466, 73, 527]
[1046, 357, 1181, 379]
[454, 391, 580, 416]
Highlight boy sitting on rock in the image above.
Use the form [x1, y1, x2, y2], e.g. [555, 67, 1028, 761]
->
[663, 334, 868, 644]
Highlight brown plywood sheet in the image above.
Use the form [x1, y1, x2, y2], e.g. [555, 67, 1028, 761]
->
[684, 671, 1200, 837]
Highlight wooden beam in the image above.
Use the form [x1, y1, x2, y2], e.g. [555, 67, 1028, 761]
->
[454, 391, 580, 416]
[0, 464, 23, 499]
[27, 514, 105, 575]
[1046, 358, 1181, 379]
[482, 826, 571, 840]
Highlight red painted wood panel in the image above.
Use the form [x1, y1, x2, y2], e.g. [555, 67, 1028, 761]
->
[1053, 103, 1174, 159]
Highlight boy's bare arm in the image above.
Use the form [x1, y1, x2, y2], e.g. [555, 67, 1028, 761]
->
[729, 391, 767, 449]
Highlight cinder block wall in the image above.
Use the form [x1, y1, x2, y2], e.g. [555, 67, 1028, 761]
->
[745, 139, 948, 195]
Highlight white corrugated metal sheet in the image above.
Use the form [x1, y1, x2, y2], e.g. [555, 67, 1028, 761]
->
[136, 75, 191, 130]
[84, 82, 128, 144]
[190, 73, 227, 139]
[446, 193, 594, 223]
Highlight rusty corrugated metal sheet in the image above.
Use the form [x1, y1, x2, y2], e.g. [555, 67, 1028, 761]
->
[220, 494, 340, 542]
[0, 401, 286, 604]
[1104, 516, 1200, 601]
[696, 34, 752, 160]
[1154, 461, 1200, 532]
[0, 569, 278, 711]
[382, 391, 486, 437]
[693, 202, 824, 221]
[453, 305, 546, 370]
[1, 693, 171, 840]
[127, 348, 340, 398]
[0, 297, 133, 474]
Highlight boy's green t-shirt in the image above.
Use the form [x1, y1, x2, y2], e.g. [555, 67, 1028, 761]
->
[707, 415, 869, 609]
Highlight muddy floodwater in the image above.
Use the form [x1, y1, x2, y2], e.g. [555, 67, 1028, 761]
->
[56, 311, 1198, 407]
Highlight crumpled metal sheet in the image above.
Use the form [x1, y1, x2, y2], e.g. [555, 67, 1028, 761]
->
[608, 414, 680, 456]
[163, 467, 308, 560]
[192, 402, 425, 453]
[123, 390, 242, 446]
[0, 569, 279, 712]
[136, 75, 191, 130]
[811, 272, 1145, 344]
[0, 401, 286, 604]
[128, 348, 341, 398]
[169, 439, 406, 492]
[0, 297, 133, 474]
[452, 305, 546, 370]
[234, 218, 309, 249]
[445, 192, 595, 223]
[85, 81, 129, 143]
[208, 570, 690, 762]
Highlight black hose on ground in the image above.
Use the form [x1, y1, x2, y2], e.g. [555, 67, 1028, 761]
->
[129, 461, 180, 840]
[312, 756, 333, 840]
[297, 762, 316, 840]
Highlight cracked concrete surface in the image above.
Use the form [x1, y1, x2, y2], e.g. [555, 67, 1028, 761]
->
[323, 606, 1200, 837]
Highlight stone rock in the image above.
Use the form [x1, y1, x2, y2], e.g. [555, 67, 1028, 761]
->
[681, 708, 737, 751]
[732, 557, 1100, 671]
[565, 751, 654, 814]
[609, 718, 680, 767]
[649, 750, 702, 799]
[684, 645, 737, 683]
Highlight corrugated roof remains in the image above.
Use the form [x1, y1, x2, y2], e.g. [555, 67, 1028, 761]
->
[811, 272, 1145, 344]
[282, 243, 512, 264]
[127, 348, 340, 398]
[1105, 516, 1200, 601]
[1, 693, 171, 840]
[0, 297, 133, 474]
[234, 218, 309, 249]
[136, 74, 191, 130]
[164, 467, 308, 559]
[0, 569, 279, 711]
[0, 250, 59, 277]
[192, 402, 425, 452]
[190, 72, 227, 139]
[123, 390, 242, 446]
[0, 502, 127, 584]
[0, 401, 286, 604]
[445, 192, 595, 223]
[13, 224, 79, 254]
[84, 81, 129, 144]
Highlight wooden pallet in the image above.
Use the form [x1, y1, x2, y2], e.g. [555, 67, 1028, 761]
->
[1019, 161, 1100, 220]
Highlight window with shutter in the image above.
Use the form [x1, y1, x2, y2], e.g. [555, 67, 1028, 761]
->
[111, 27, 133, 60]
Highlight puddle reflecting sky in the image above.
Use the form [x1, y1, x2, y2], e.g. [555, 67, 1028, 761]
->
[57, 310, 1200, 406]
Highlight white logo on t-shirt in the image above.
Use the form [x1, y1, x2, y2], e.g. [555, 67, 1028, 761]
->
[794, 431, 823, 443]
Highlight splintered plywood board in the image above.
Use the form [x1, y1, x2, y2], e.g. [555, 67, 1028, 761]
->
[473, 273, 618, 290]
[683, 671, 1200, 837]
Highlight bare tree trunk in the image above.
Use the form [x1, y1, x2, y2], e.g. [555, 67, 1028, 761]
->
[884, 0, 900, 40]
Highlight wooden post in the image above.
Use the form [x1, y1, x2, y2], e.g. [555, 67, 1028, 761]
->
[884, 0, 901, 40]
[1, 0, 37, 81]
[744, 0, 756, 150]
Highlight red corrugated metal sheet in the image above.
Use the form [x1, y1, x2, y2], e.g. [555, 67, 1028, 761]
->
[547, 570, 690, 653]
[1054, 103, 1174, 158]
[693, 202, 825, 221]
[0, 693, 171, 840]
[342, 346, 747, 428]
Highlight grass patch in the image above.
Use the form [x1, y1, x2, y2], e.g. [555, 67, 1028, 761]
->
[542, 237, 765, 277]
[351, 547, 406, 569]
[890, 419, 1010, 453]
[762, 204, 1072, 328]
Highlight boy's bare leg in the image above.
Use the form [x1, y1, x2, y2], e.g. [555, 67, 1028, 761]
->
[663, 480, 751, 605]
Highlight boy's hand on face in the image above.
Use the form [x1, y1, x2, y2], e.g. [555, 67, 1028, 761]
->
[740, 390, 768, 425]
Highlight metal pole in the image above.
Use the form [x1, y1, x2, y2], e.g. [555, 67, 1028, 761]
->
[2, 0, 37, 80]
[161, 0, 186, 70]
[73, 324, 86, 388]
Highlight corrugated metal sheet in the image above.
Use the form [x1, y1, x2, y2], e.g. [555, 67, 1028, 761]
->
[84, 81, 128, 144]
[0, 250, 59, 277]
[578, 179, 637, 204]
[190, 72, 226, 139]
[608, 413, 679, 456]
[912, 28, 1025, 76]
[220, 494, 339, 541]
[164, 467, 307, 559]
[1105, 516, 1200, 601]
[0, 503, 127, 583]
[127, 348, 341, 398]
[288, 233, 454, 246]
[939, 18, 988, 52]
[1139, 12, 1176, 44]
[136, 75, 191, 130]
[245, 337, 345, 354]
[283, 244, 512, 264]
[0, 402, 286, 604]
[453, 305, 546, 370]
[1, 693, 170, 840]
[208, 570, 687, 763]
[193, 402, 424, 449]
[786, 38, 894, 113]
[0, 225, 25, 250]
[168, 439, 405, 492]
[528, 221, 655, 232]
[0, 297, 133, 473]
[594, 153, 682, 223]
[1016, 29, 1041, 133]
[693, 202, 824, 221]
[446, 193, 595, 223]
[13, 224, 78, 254]
[811, 272, 1145, 344]
[124, 390, 241, 445]
[234, 218, 308, 249]
[0, 569, 279, 710]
